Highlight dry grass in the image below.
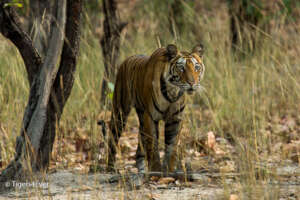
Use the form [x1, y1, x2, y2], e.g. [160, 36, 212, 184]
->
[0, 1, 300, 199]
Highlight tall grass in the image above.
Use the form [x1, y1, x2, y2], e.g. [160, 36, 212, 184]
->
[0, 1, 299, 198]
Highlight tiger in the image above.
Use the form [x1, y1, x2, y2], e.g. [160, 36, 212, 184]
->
[106, 44, 205, 173]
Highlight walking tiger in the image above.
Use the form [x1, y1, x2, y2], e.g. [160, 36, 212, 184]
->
[104, 44, 205, 173]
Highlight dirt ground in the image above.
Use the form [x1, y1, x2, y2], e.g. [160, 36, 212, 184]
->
[0, 165, 299, 200]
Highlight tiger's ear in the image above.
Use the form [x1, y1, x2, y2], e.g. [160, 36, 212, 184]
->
[166, 44, 178, 61]
[192, 44, 204, 58]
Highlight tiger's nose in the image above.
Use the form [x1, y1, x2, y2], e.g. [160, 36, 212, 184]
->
[188, 80, 195, 86]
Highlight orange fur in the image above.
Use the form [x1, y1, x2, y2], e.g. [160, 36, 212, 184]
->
[107, 44, 205, 172]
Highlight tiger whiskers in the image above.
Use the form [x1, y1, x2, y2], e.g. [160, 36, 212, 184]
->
[194, 84, 206, 93]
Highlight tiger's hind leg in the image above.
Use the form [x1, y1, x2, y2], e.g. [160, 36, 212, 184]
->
[135, 109, 146, 172]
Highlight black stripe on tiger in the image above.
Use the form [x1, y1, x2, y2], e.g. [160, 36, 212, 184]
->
[165, 120, 180, 128]
[160, 76, 173, 103]
[176, 90, 184, 101]
[135, 107, 144, 124]
[136, 93, 145, 112]
[172, 105, 185, 116]
[152, 95, 164, 114]
[165, 120, 180, 145]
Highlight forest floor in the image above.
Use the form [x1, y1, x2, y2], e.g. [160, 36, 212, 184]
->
[0, 164, 299, 199]
[0, 110, 299, 199]
[1, 0, 300, 199]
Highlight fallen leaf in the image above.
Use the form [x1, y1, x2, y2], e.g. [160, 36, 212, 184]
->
[73, 163, 89, 173]
[80, 185, 93, 191]
[120, 137, 136, 152]
[145, 193, 160, 200]
[214, 146, 226, 155]
[159, 151, 165, 158]
[207, 131, 216, 149]
[150, 176, 160, 182]
[229, 194, 239, 200]
[66, 143, 76, 152]
[282, 141, 300, 163]
[158, 177, 175, 184]
[125, 159, 136, 165]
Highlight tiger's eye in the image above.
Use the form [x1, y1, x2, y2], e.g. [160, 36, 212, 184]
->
[177, 64, 185, 72]
[195, 64, 201, 72]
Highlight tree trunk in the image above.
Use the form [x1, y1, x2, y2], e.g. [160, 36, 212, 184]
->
[100, 0, 126, 106]
[37, 0, 82, 169]
[0, 0, 82, 190]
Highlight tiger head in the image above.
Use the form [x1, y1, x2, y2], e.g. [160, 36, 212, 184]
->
[164, 44, 205, 94]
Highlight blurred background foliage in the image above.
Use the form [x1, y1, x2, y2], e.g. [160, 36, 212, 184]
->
[1, 0, 299, 142]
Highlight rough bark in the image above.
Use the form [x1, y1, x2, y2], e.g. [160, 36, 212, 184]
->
[0, 0, 82, 190]
[0, 3, 42, 85]
[0, 0, 66, 183]
[37, 0, 82, 169]
[25, 0, 66, 155]
[100, 0, 127, 105]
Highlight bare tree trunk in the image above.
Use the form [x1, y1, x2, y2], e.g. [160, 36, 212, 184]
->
[0, 0, 82, 190]
[100, 0, 126, 105]
[0, 0, 67, 182]
[37, 0, 82, 169]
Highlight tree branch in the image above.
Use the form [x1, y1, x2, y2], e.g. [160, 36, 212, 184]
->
[0, 2, 42, 85]
[54, 0, 82, 112]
